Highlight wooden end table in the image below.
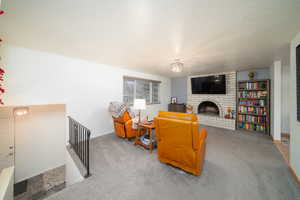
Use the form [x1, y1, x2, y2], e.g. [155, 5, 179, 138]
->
[134, 121, 156, 153]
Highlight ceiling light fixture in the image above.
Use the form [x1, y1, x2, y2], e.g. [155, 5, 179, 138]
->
[171, 59, 184, 73]
[13, 107, 29, 116]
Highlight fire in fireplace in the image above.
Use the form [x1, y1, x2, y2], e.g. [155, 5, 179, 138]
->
[198, 101, 220, 116]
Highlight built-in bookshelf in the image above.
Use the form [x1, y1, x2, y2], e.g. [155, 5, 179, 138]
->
[236, 80, 270, 134]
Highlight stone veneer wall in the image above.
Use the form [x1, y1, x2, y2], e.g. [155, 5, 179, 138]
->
[15, 165, 65, 200]
[187, 71, 236, 130]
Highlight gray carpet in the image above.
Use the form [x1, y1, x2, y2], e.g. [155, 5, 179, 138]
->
[47, 126, 300, 200]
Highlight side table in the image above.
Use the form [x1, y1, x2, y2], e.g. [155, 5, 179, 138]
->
[134, 122, 156, 153]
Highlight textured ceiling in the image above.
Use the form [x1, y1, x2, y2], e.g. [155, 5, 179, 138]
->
[1, 0, 300, 77]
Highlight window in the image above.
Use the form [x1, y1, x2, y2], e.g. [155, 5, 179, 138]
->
[123, 76, 161, 105]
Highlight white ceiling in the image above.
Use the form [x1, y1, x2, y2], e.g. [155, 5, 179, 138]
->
[1, 0, 300, 77]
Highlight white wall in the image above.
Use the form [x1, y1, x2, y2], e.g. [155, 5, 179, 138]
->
[65, 150, 83, 186]
[270, 61, 282, 141]
[281, 64, 290, 133]
[171, 77, 188, 104]
[0, 167, 14, 200]
[14, 104, 66, 182]
[2, 45, 171, 139]
[237, 68, 270, 81]
[289, 31, 300, 179]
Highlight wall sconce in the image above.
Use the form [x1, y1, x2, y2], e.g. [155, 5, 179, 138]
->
[13, 107, 29, 116]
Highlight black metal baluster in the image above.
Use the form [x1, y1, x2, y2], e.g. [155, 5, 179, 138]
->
[86, 130, 90, 177]
[74, 122, 76, 151]
[68, 116, 91, 178]
[81, 126, 84, 164]
[76, 124, 79, 154]
[80, 126, 83, 163]
[83, 127, 86, 168]
[69, 118, 71, 145]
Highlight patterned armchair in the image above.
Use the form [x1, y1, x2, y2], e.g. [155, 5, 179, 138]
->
[112, 111, 138, 138]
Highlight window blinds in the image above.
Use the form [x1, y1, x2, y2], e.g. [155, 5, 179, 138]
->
[123, 77, 160, 105]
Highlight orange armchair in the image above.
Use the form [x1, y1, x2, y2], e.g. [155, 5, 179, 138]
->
[112, 111, 137, 138]
[154, 111, 207, 176]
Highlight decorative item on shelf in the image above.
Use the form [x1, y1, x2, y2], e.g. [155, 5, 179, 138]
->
[0, 10, 4, 15]
[186, 105, 193, 113]
[140, 133, 156, 146]
[248, 72, 256, 80]
[171, 97, 177, 104]
[231, 109, 236, 119]
[171, 59, 184, 73]
[224, 107, 236, 119]
[224, 107, 232, 119]
[133, 99, 146, 123]
[141, 116, 150, 124]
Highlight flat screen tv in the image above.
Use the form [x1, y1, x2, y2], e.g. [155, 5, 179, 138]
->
[191, 75, 226, 94]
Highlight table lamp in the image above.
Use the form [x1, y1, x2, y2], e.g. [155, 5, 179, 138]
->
[133, 99, 146, 123]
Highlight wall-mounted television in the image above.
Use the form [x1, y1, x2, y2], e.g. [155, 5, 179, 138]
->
[191, 75, 226, 94]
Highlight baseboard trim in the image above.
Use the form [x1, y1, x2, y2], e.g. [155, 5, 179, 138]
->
[288, 165, 300, 187]
[90, 130, 114, 140]
[273, 138, 299, 188]
[273, 139, 281, 143]
[273, 140, 289, 164]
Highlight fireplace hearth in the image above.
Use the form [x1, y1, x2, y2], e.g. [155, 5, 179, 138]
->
[198, 101, 219, 116]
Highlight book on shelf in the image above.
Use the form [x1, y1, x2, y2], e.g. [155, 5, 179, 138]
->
[237, 114, 266, 123]
[238, 121, 266, 132]
[238, 90, 267, 98]
[239, 99, 265, 107]
[239, 82, 267, 90]
[238, 106, 266, 115]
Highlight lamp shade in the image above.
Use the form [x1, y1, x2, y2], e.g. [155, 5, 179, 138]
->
[133, 99, 146, 110]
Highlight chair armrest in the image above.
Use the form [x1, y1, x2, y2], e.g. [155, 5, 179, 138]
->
[125, 119, 133, 129]
[114, 121, 126, 125]
[192, 122, 200, 150]
[199, 128, 207, 141]
[192, 124, 207, 151]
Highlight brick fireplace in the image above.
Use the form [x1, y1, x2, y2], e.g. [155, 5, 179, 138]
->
[187, 72, 236, 130]
[198, 101, 220, 116]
